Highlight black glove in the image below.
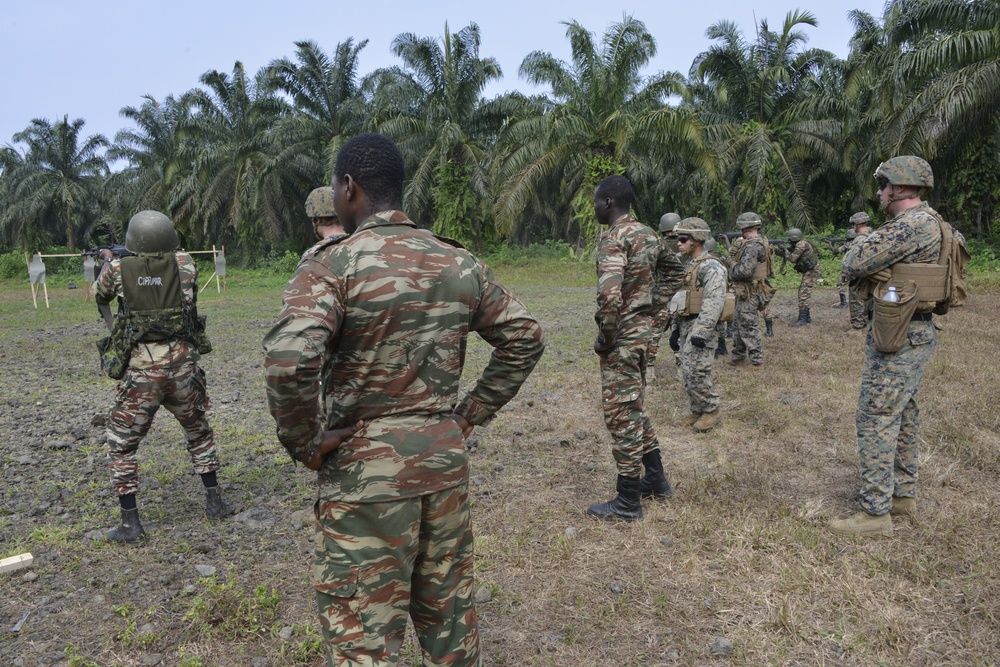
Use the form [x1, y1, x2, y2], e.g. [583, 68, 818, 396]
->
[668, 329, 680, 352]
[690, 335, 706, 349]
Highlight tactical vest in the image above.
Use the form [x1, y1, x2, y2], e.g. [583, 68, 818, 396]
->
[120, 253, 188, 342]
[672, 254, 735, 321]
[793, 241, 819, 272]
[732, 236, 773, 282]
[886, 212, 967, 315]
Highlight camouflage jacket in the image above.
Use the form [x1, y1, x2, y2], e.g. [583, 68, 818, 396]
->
[92, 251, 200, 370]
[673, 250, 728, 340]
[653, 236, 686, 309]
[262, 210, 545, 502]
[594, 213, 659, 345]
[842, 202, 942, 279]
[728, 235, 769, 283]
[786, 239, 819, 272]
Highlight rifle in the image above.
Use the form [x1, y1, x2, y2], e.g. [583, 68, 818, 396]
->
[712, 231, 742, 251]
[771, 239, 791, 275]
[820, 237, 848, 255]
[83, 244, 134, 330]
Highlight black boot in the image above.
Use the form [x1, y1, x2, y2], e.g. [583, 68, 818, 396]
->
[587, 475, 643, 522]
[835, 293, 847, 308]
[764, 318, 774, 337]
[107, 507, 146, 543]
[639, 450, 673, 500]
[804, 307, 812, 323]
[205, 486, 230, 519]
[790, 308, 809, 327]
[715, 336, 728, 358]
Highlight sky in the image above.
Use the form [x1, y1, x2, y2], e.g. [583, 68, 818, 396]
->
[0, 0, 887, 147]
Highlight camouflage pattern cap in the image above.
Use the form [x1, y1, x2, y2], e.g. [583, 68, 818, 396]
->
[736, 211, 762, 229]
[659, 212, 681, 233]
[305, 187, 338, 218]
[786, 228, 803, 242]
[874, 156, 934, 190]
[849, 211, 871, 225]
[673, 217, 711, 242]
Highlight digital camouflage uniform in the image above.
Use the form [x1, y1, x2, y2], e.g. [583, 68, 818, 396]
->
[595, 213, 661, 478]
[786, 239, 822, 310]
[842, 201, 942, 516]
[263, 210, 545, 667]
[847, 231, 870, 329]
[727, 237, 774, 365]
[671, 252, 727, 415]
[92, 252, 218, 496]
[646, 237, 686, 368]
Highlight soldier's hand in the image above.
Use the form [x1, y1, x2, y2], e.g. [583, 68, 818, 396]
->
[668, 329, 681, 352]
[870, 268, 892, 283]
[302, 420, 365, 470]
[451, 413, 474, 439]
[594, 336, 614, 354]
[690, 336, 707, 349]
[774, 246, 786, 257]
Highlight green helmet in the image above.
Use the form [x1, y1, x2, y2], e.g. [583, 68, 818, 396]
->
[305, 186, 338, 218]
[673, 217, 711, 242]
[874, 156, 934, 190]
[659, 212, 681, 233]
[786, 228, 803, 242]
[736, 211, 762, 229]
[125, 210, 179, 254]
[846, 229, 857, 240]
[849, 211, 871, 226]
[704, 237, 718, 253]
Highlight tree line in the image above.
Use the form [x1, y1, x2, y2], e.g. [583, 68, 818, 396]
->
[2, 3, 999, 264]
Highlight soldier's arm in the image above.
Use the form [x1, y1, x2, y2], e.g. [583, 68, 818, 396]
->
[93, 259, 121, 304]
[594, 235, 626, 346]
[786, 243, 805, 263]
[843, 223, 915, 279]
[728, 244, 757, 281]
[453, 265, 546, 427]
[691, 261, 727, 340]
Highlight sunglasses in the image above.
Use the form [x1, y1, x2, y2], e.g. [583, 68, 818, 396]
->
[876, 176, 890, 190]
[676, 236, 691, 243]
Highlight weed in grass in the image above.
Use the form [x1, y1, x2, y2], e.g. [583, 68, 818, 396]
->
[183, 571, 282, 640]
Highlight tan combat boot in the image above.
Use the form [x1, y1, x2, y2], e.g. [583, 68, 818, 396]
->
[828, 511, 892, 537]
[674, 412, 701, 427]
[890, 497, 917, 524]
[692, 410, 721, 432]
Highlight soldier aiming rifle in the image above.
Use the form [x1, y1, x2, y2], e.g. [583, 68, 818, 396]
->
[83, 244, 134, 329]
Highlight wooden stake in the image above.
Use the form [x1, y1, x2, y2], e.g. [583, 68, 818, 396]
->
[0, 552, 33, 574]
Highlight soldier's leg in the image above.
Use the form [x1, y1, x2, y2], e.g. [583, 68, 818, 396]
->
[743, 294, 764, 365]
[161, 362, 219, 475]
[411, 484, 480, 667]
[892, 323, 937, 499]
[849, 289, 867, 329]
[730, 298, 747, 361]
[647, 310, 669, 367]
[599, 339, 650, 479]
[313, 496, 420, 666]
[800, 266, 821, 312]
[106, 369, 166, 496]
[682, 333, 719, 415]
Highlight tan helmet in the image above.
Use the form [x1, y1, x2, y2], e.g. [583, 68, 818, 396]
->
[659, 212, 681, 233]
[874, 156, 934, 190]
[736, 211, 762, 229]
[124, 210, 179, 254]
[786, 228, 803, 242]
[305, 186, 338, 218]
[849, 211, 871, 226]
[673, 217, 711, 242]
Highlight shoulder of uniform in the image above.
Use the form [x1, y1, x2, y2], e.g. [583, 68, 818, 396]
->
[301, 233, 349, 261]
[433, 233, 467, 250]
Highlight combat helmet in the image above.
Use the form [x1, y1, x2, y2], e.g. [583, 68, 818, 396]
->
[305, 186, 337, 218]
[736, 211, 762, 229]
[846, 229, 857, 240]
[673, 217, 712, 242]
[125, 210, 179, 254]
[874, 156, 934, 190]
[659, 212, 681, 234]
[849, 211, 871, 226]
[786, 228, 803, 242]
[704, 237, 718, 253]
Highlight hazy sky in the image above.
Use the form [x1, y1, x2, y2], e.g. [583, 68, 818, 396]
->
[1, 0, 886, 147]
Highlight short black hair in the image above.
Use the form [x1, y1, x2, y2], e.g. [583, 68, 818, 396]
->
[595, 175, 633, 209]
[333, 133, 405, 208]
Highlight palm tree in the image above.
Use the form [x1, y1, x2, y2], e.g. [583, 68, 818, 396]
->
[689, 10, 842, 230]
[494, 15, 704, 246]
[0, 116, 108, 252]
[369, 22, 503, 249]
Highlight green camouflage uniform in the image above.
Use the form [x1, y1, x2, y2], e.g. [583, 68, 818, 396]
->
[847, 232, 870, 329]
[92, 252, 218, 496]
[670, 251, 727, 415]
[842, 202, 941, 516]
[646, 238, 686, 367]
[727, 237, 773, 365]
[263, 210, 545, 667]
[786, 239, 822, 309]
[595, 213, 661, 479]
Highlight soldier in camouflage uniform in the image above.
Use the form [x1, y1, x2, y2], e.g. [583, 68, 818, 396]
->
[833, 229, 857, 309]
[775, 228, 822, 326]
[667, 218, 727, 432]
[829, 156, 942, 537]
[646, 212, 685, 384]
[263, 134, 545, 666]
[726, 212, 775, 366]
[847, 213, 873, 329]
[587, 176, 671, 523]
[92, 211, 227, 543]
[305, 186, 346, 241]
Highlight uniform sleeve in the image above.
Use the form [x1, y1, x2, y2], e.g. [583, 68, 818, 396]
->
[843, 222, 918, 278]
[594, 234, 626, 344]
[654, 245, 686, 304]
[692, 261, 727, 340]
[262, 260, 345, 463]
[787, 242, 806, 263]
[92, 260, 122, 304]
[453, 264, 546, 426]
[728, 243, 758, 281]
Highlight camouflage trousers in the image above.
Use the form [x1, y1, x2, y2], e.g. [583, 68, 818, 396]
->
[677, 317, 721, 414]
[849, 287, 867, 329]
[646, 307, 671, 366]
[836, 270, 848, 297]
[855, 321, 937, 516]
[313, 483, 479, 667]
[797, 265, 822, 310]
[600, 331, 658, 478]
[106, 362, 218, 496]
[731, 291, 769, 365]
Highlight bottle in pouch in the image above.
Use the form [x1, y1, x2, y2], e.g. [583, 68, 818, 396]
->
[884, 285, 900, 303]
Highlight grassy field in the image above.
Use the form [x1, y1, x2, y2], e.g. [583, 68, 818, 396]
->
[1, 258, 998, 666]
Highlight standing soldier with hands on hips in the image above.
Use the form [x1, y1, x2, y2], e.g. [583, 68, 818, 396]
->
[263, 133, 545, 666]
[92, 211, 227, 543]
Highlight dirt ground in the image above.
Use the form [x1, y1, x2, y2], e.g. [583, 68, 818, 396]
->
[1, 277, 999, 666]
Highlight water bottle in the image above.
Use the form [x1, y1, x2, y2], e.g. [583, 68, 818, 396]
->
[884, 285, 900, 303]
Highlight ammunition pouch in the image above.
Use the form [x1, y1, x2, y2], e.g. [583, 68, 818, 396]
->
[733, 282, 750, 300]
[889, 263, 948, 314]
[794, 247, 819, 273]
[97, 307, 133, 380]
[871, 281, 919, 354]
[671, 288, 736, 323]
